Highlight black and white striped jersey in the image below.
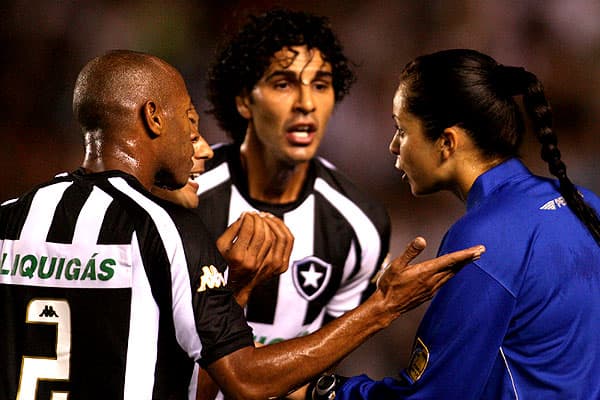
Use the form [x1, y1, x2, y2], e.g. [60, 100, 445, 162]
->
[194, 144, 391, 345]
[0, 169, 253, 400]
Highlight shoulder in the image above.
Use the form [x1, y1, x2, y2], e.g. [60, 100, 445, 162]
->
[313, 157, 390, 230]
[153, 196, 219, 244]
[578, 186, 600, 210]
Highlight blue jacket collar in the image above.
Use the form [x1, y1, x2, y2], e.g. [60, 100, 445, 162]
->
[466, 158, 531, 211]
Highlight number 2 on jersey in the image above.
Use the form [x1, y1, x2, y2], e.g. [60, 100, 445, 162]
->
[17, 299, 70, 400]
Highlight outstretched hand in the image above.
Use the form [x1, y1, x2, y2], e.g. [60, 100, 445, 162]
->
[375, 237, 485, 317]
[217, 212, 294, 306]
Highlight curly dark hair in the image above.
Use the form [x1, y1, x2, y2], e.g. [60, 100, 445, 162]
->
[207, 8, 356, 145]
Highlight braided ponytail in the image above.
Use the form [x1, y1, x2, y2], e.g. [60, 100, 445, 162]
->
[515, 68, 600, 245]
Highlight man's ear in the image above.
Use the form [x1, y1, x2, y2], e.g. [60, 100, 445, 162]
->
[439, 126, 460, 161]
[235, 94, 252, 120]
[143, 100, 163, 137]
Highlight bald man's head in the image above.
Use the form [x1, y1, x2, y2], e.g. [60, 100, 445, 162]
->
[73, 50, 180, 133]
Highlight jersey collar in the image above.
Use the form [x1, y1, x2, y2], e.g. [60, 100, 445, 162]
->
[466, 158, 532, 211]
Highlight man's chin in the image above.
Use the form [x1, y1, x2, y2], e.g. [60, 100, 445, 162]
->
[283, 148, 317, 165]
[155, 181, 187, 191]
[151, 185, 199, 209]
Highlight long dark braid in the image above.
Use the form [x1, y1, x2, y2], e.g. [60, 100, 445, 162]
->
[503, 66, 600, 245]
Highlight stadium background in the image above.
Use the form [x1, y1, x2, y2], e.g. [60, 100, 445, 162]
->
[2, 0, 599, 379]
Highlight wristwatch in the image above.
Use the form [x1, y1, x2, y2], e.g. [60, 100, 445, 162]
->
[311, 374, 346, 400]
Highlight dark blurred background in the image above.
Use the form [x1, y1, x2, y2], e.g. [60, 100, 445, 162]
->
[2, 0, 599, 380]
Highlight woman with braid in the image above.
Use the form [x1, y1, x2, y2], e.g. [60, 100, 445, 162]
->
[310, 49, 600, 399]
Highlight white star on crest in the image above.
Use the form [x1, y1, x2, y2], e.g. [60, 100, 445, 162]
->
[300, 264, 323, 288]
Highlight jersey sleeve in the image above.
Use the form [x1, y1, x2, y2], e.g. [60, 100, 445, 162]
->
[340, 258, 515, 400]
[166, 203, 254, 367]
[336, 261, 516, 400]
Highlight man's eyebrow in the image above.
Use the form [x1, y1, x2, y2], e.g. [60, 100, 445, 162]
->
[264, 70, 298, 82]
[313, 70, 333, 80]
[264, 69, 333, 82]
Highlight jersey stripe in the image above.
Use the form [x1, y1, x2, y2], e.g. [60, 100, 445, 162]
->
[21, 182, 73, 242]
[279, 196, 316, 327]
[124, 231, 159, 399]
[47, 182, 92, 243]
[109, 177, 203, 362]
[314, 177, 381, 284]
[72, 186, 114, 245]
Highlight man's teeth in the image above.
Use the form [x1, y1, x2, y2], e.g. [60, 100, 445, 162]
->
[291, 131, 310, 138]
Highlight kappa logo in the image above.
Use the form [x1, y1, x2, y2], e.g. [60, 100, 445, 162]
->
[197, 265, 226, 292]
[38, 304, 59, 318]
[291, 256, 332, 301]
[539, 196, 567, 210]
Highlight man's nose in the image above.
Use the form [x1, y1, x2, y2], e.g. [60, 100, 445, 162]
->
[294, 84, 316, 114]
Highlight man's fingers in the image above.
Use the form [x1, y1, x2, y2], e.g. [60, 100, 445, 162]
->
[424, 244, 486, 275]
[253, 216, 273, 265]
[390, 236, 427, 270]
[218, 216, 243, 243]
[262, 214, 293, 273]
[233, 212, 259, 250]
[216, 216, 244, 254]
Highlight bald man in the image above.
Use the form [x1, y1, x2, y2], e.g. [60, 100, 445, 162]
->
[0, 50, 484, 400]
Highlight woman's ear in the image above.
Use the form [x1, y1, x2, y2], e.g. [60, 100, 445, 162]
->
[235, 94, 252, 120]
[439, 126, 460, 161]
[143, 100, 163, 137]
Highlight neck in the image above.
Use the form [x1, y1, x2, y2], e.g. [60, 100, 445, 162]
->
[81, 131, 155, 189]
[453, 156, 506, 202]
[239, 144, 309, 204]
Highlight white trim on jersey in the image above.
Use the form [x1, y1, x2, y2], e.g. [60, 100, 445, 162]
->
[1, 198, 18, 206]
[196, 163, 230, 196]
[316, 156, 338, 170]
[124, 231, 159, 400]
[109, 177, 203, 362]
[499, 346, 519, 400]
[314, 177, 381, 313]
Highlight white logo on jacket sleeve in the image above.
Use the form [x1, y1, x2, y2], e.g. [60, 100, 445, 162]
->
[292, 256, 332, 301]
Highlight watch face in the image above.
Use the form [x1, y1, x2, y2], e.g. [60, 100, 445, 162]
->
[316, 374, 336, 394]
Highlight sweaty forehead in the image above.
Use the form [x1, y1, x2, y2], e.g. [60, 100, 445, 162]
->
[393, 89, 405, 113]
[267, 46, 332, 75]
